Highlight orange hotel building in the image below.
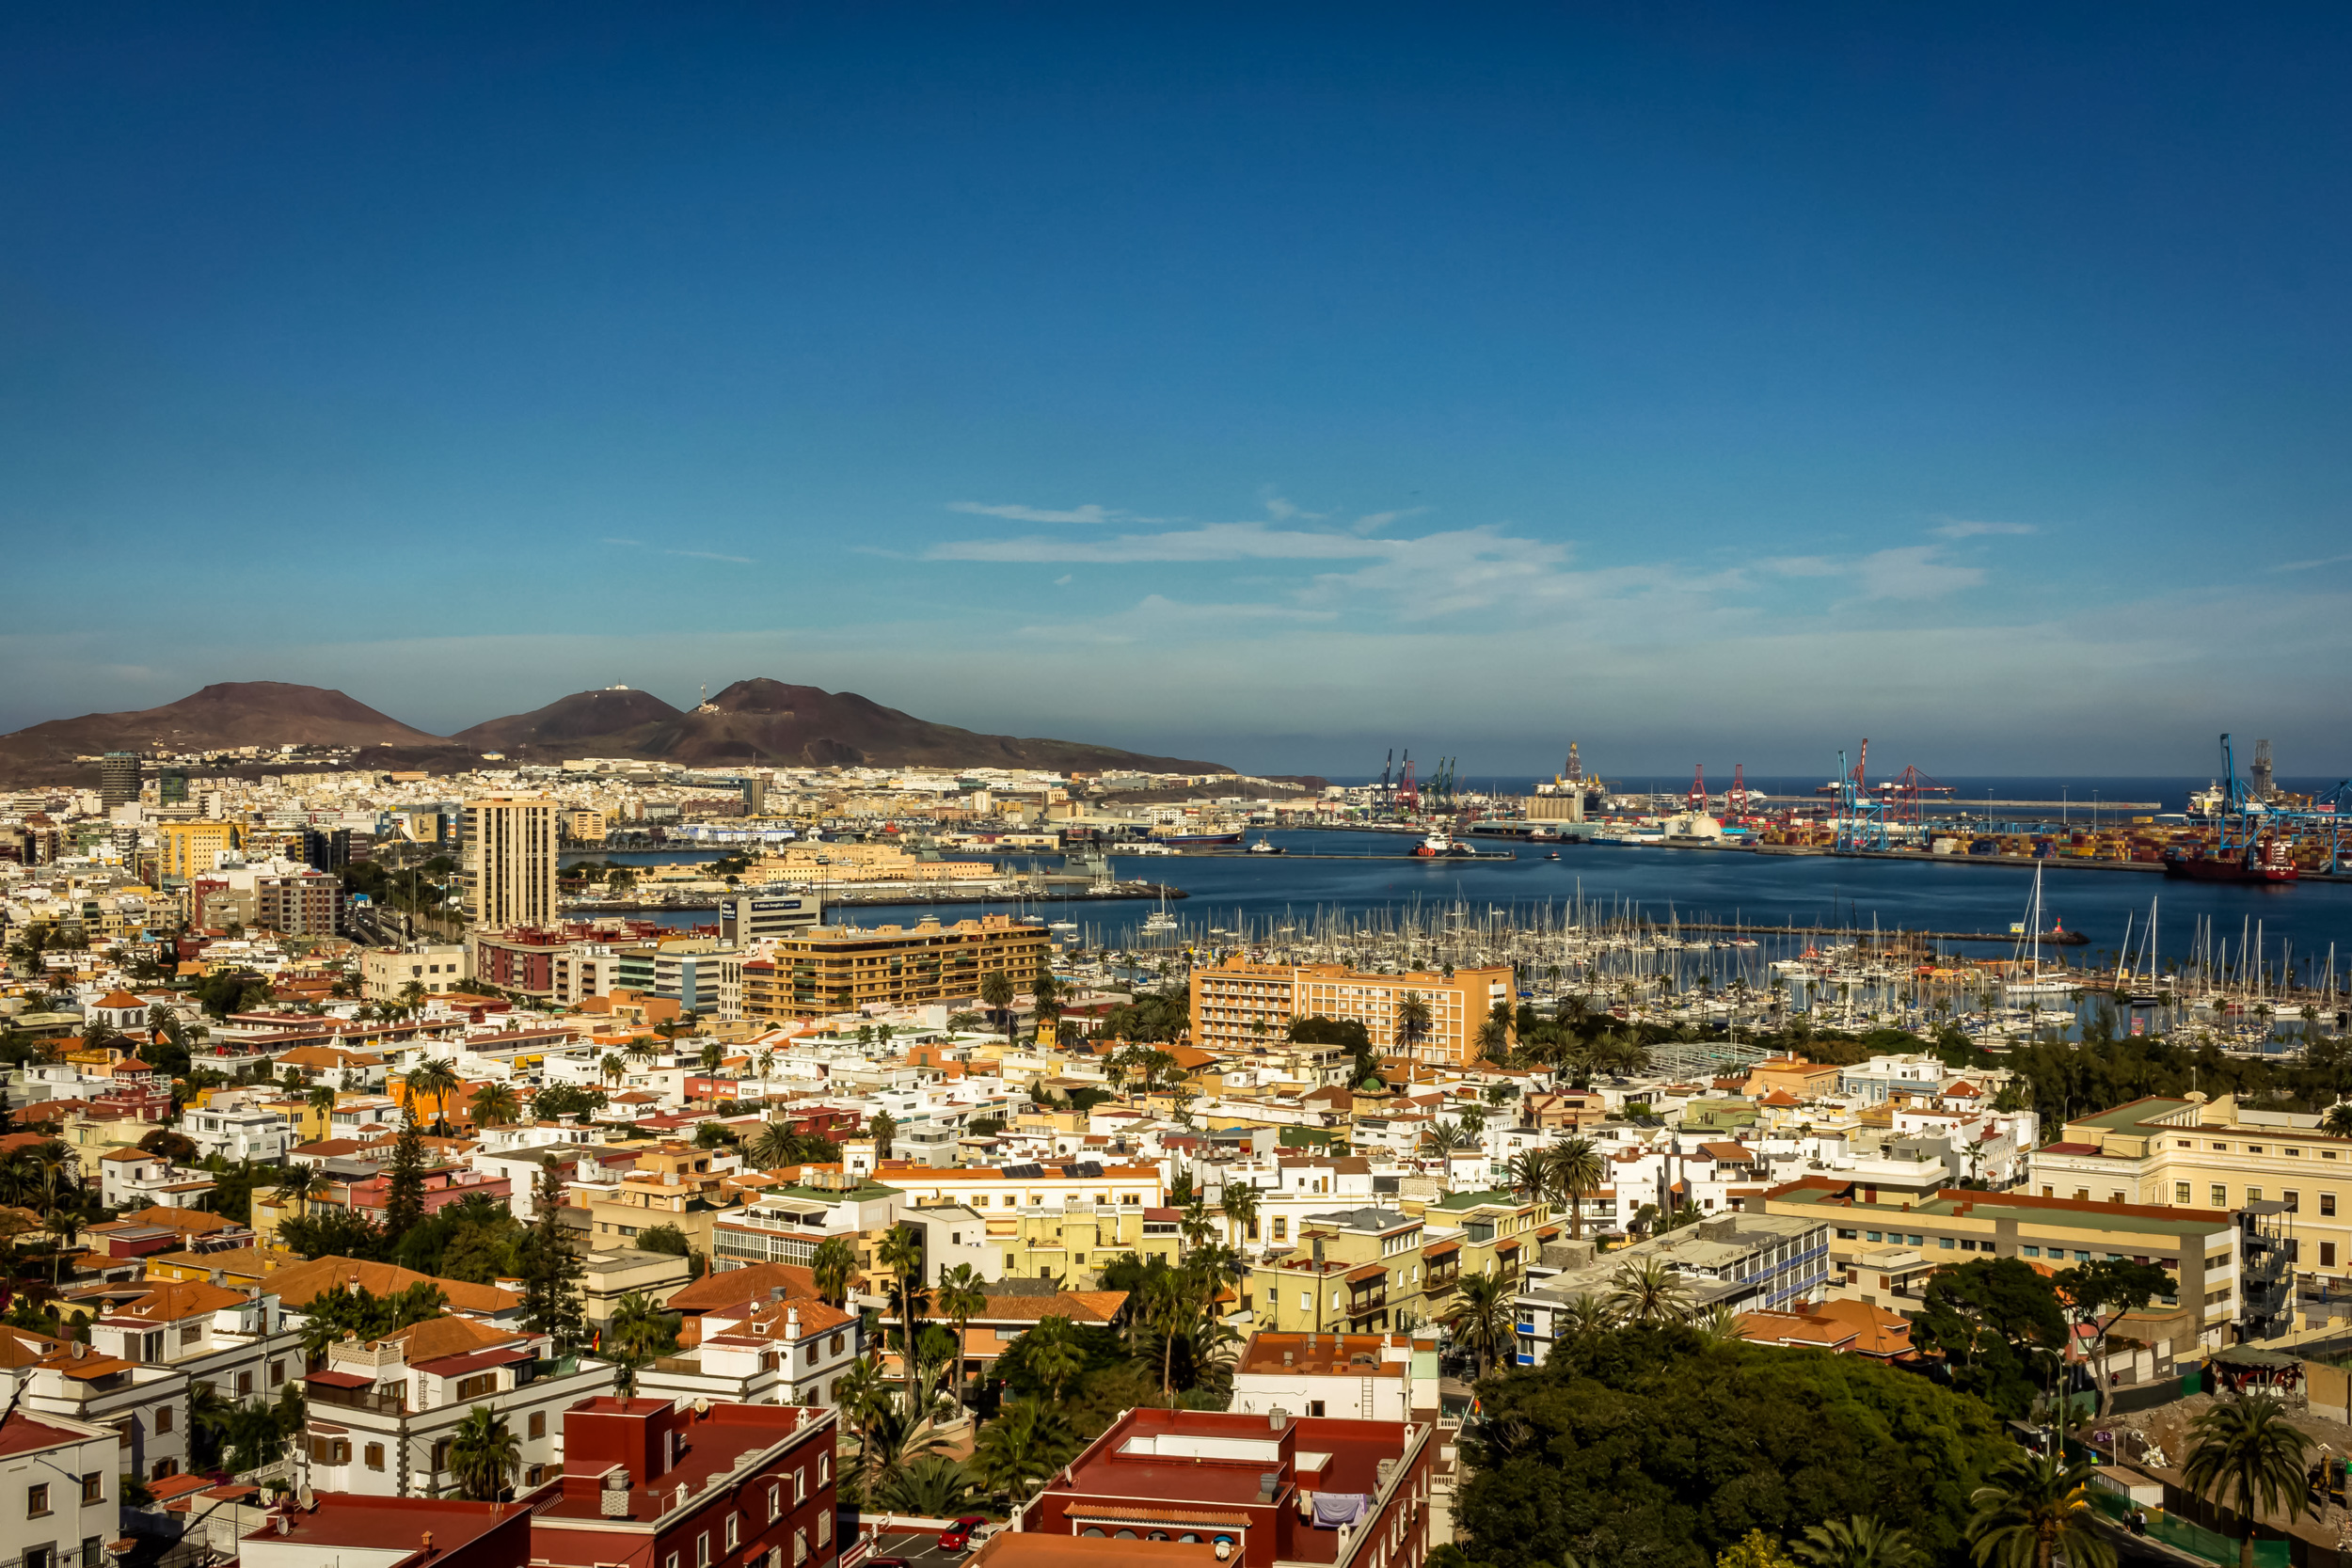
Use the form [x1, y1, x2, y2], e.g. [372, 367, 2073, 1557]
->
[1189, 955, 1514, 1066]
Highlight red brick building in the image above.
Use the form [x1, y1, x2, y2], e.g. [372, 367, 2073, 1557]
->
[526, 1397, 838, 1568]
[242, 1494, 533, 1568]
[1020, 1408, 1437, 1568]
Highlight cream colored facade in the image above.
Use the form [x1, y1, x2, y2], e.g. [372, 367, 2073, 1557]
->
[361, 945, 471, 1003]
[1190, 956, 1515, 1066]
[461, 796, 558, 931]
[2033, 1094, 2352, 1275]
[990, 1204, 1184, 1287]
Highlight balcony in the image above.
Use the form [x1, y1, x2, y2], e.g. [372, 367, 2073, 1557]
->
[308, 1383, 405, 1417]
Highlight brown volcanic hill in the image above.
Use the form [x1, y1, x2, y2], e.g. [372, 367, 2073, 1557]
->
[507, 677, 1230, 773]
[448, 688, 685, 752]
[0, 682, 442, 773]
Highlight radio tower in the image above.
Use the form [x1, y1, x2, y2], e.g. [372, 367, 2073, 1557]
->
[1727, 764, 1750, 818]
[1688, 765, 1708, 815]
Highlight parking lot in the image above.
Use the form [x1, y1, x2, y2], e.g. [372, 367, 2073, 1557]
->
[855, 1526, 980, 1568]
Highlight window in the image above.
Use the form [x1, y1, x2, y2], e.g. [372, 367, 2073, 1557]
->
[2211, 1185, 2228, 1208]
[728, 1515, 741, 1551]
[1299, 1291, 1311, 1310]
[818, 1454, 831, 1488]
[81, 1474, 102, 1505]
[310, 1437, 351, 1465]
[1938, 1237, 1956, 1250]
[829, 1332, 845, 1355]
[1864, 1230, 1883, 1243]
[2175, 1183, 2192, 1205]
[365, 1443, 385, 1471]
[455, 1372, 498, 1401]
[268, 1360, 284, 1386]
[794, 1468, 807, 1503]
[1836, 1228, 1858, 1241]
[180, 1323, 201, 1345]
[235, 1370, 253, 1397]
[2327, 1194, 2339, 1217]
[1308, 1400, 1327, 1417]
[667, 1555, 681, 1568]
[2022, 1245, 2042, 1258]
[529, 1412, 547, 1439]
[28, 1482, 51, 1516]
[2325, 1243, 2338, 1268]
[795, 1528, 810, 1565]
[817, 1511, 833, 1546]
[2248, 1188, 2264, 1203]
[1907, 1234, 1922, 1246]
[2285, 1192, 2302, 1212]
[769, 1484, 782, 1523]
[155, 1404, 174, 1433]
[699, 1532, 712, 1568]
[24, 1548, 51, 1568]
[2074, 1251, 2090, 1263]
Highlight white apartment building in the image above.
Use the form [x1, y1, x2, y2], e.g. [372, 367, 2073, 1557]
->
[1229, 1331, 1438, 1423]
[300, 1317, 616, 1498]
[361, 945, 471, 1004]
[0, 1412, 118, 1568]
[183, 1103, 291, 1164]
[642, 1297, 864, 1411]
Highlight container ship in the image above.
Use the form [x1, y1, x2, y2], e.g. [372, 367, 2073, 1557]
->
[2162, 837, 2299, 883]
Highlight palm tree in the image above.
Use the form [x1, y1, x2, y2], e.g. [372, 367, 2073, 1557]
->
[981, 970, 1016, 1043]
[607, 1291, 674, 1361]
[934, 1263, 989, 1409]
[1965, 1450, 2116, 1568]
[599, 1053, 626, 1092]
[969, 1398, 1075, 1506]
[1505, 1151, 1547, 1201]
[304, 1083, 337, 1129]
[2181, 1396, 2313, 1568]
[1795, 1515, 1923, 1568]
[1449, 1272, 1516, 1379]
[2323, 1102, 2352, 1139]
[1024, 1314, 1085, 1403]
[469, 1082, 518, 1129]
[882, 1454, 975, 1517]
[1396, 991, 1434, 1059]
[751, 1119, 796, 1171]
[697, 1040, 724, 1076]
[1219, 1181, 1261, 1247]
[1546, 1137, 1605, 1241]
[812, 1235, 857, 1307]
[397, 979, 427, 1015]
[1560, 1293, 1615, 1339]
[447, 1405, 520, 1501]
[877, 1224, 929, 1410]
[610, 1346, 650, 1403]
[1693, 1302, 1745, 1347]
[1606, 1259, 1692, 1324]
[274, 1164, 328, 1219]
[405, 1059, 461, 1136]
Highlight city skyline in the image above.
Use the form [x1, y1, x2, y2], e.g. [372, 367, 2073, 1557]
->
[7, 7, 2351, 774]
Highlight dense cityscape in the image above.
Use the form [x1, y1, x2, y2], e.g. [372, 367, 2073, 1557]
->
[8, 9, 2352, 1568]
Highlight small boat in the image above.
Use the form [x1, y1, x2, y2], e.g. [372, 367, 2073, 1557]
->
[1545, 850, 1561, 862]
[1247, 837, 1284, 855]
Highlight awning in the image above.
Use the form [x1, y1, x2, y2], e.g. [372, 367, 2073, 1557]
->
[304, 1370, 373, 1388]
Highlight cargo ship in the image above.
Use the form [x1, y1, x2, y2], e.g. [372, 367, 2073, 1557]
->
[1413, 832, 1479, 859]
[2163, 838, 2298, 883]
[1152, 831, 1245, 846]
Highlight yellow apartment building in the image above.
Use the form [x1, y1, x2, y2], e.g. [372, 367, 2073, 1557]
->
[1190, 955, 1514, 1066]
[739, 915, 1048, 1019]
[1248, 1206, 1431, 1333]
[158, 821, 243, 884]
[990, 1204, 1185, 1287]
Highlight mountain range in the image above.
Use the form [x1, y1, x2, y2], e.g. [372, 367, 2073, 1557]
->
[0, 680, 1230, 784]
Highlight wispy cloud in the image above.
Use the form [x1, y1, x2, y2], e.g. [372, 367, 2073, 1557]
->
[668, 549, 754, 564]
[1350, 507, 1426, 535]
[930, 521, 1392, 564]
[602, 536, 644, 546]
[1018, 594, 1341, 642]
[949, 501, 1124, 524]
[1854, 545, 1986, 600]
[2270, 551, 2352, 573]
[1931, 517, 2038, 539]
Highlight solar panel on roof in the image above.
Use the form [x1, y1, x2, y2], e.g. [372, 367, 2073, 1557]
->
[1070, 1161, 1104, 1179]
[1001, 1163, 1044, 1180]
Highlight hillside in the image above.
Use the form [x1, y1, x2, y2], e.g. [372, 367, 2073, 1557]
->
[0, 682, 441, 775]
[465, 679, 1231, 773]
[0, 678, 1228, 782]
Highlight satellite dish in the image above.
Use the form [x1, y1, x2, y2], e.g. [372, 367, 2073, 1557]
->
[296, 1483, 316, 1511]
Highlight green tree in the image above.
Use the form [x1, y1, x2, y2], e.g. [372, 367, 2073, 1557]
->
[877, 1224, 928, 1410]
[1606, 1259, 1692, 1324]
[981, 970, 1017, 1043]
[1964, 1450, 2115, 1568]
[405, 1058, 461, 1135]
[1912, 1259, 2066, 1420]
[867, 1109, 898, 1161]
[968, 1398, 1076, 1506]
[2180, 1397, 2313, 1568]
[517, 1161, 586, 1353]
[1457, 1324, 2008, 1568]
[1719, 1530, 1800, 1568]
[1396, 991, 1434, 1057]
[1023, 1314, 1086, 1403]
[383, 1115, 427, 1237]
[2054, 1259, 2173, 1415]
[448, 1405, 520, 1500]
[607, 1291, 677, 1360]
[469, 1082, 519, 1129]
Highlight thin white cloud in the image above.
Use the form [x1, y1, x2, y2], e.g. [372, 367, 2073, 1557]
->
[602, 536, 644, 546]
[949, 501, 1122, 524]
[1759, 555, 1846, 578]
[929, 522, 1392, 564]
[667, 549, 755, 564]
[2270, 551, 2352, 573]
[1931, 518, 2038, 539]
[1854, 545, 1986, 600]
[1053, 574, 1073, 586]
[1350, 507, 1427, 535]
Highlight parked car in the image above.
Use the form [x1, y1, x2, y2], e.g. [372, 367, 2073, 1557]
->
[939, 1518, 992, 1553]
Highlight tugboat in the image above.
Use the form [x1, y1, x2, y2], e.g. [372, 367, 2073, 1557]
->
[1247, 836, 1284, 855]
[1413, 832, 1478, 859]
[1545, 849, 1562, 861]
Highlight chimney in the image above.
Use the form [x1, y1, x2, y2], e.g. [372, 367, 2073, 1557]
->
[601, 1471, 633, 1517]
[785, 1307, 803, 1341]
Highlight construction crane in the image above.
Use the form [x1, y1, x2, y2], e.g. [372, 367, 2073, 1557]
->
[1834, 744, 1888, 852]
[1377, 749, 1394, 815]
[1887, 766, 1954, 834]
[1397, 753, 1420, 816]
[1725, 765, 1750, 819]
[1687, 765, 1708, 816]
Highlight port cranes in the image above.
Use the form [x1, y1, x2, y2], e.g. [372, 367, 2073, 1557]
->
[1833, 742, 1890, 852]
[2212, 733, 2352, 874]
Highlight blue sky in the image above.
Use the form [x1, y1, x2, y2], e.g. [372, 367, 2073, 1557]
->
[5, 6, 2350, 776]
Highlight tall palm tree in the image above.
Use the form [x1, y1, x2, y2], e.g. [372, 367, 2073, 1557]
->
[751, 1119, 796, 1171]
[812, 1235, 857, 1307]
[623, 1035, 662, 1072]
[934, 1264, 990, 1409]
[1605, 1259, 1692, 1324]
[274, 1163, 329, 1219]
[607, 1291, 674, 1362]
[1449, 1272, 1516, 1379]
[876, 1225, 929, 1411]
[1024, 1314, 1085, 1404]
[469, 1082, 518, 1129]
[1396, 991, 1434, 1059]
[405, 1059, 461, 1136]
[1795, 1516, 1923, 1568]
[1546, 1137, 1605, 1241]
[599, 1053, 626, 1092]
[1966, 1450, 2116, 1568]
[45, 1209, 84, 1288]
[305, 1084, 338, 1132]
[1560, 1292, 1615, 1339]
[2323, 1102, 2352, 1139]
[1505, 1151, 1548, 1200]
[981, 971, 1016, 1043]
[1219, 1181, 1261, 1248]
[2181, 1396, 2313, 1568]
[447, 1405, 520, 1501]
